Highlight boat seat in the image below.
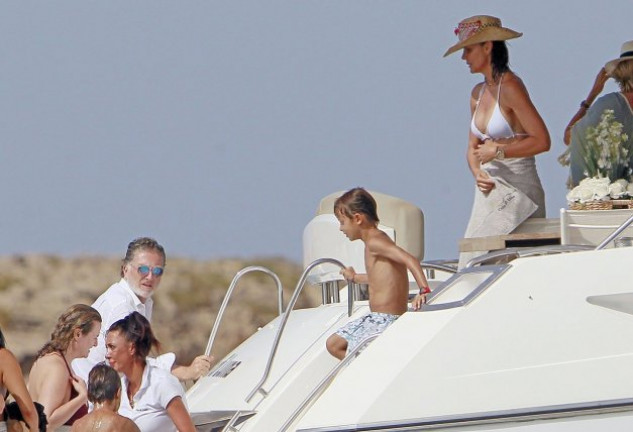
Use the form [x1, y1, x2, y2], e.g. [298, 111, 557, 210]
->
[560, 207, 633, 247]
[303, 190, 424, 285]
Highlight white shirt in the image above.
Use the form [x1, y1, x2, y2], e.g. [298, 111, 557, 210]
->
[119, 363, 186, 432]
[73, 278, 154, 380]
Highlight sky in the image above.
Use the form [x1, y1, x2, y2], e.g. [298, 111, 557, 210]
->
[1, 1, 631, 265]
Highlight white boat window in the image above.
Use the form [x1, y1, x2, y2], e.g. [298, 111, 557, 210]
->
[423, 265, 509, 311]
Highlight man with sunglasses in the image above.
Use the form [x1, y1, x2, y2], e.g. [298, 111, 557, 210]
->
[73, 237, 213, 383]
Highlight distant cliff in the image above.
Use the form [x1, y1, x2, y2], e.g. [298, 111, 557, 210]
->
[0, 255, 320, 373]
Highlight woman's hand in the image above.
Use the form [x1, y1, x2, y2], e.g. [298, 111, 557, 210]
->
[564, 67, 609, 145]
[473, 139, 498, 164]
[70, 375, 88, 402]
[475, 170, 495, 194]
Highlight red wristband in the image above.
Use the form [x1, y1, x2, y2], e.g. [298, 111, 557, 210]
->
[419, 286, 431, 295]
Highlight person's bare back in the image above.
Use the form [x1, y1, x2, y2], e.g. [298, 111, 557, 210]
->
[364, 229, 409, 315]
[71, 409, 140, 432]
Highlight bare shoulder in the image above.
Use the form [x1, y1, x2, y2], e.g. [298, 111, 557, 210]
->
[33, 352, 66, 370]
[365, 229, 393, 244]
[502, 72, 530, 96]
[0, 347, 17, 363]
[470, 82, 484, 99]
[29, 352, 67, 384]
[364, 229, 397, 255]
[70, 417, 88, 431]
[118, 416, 141, 432]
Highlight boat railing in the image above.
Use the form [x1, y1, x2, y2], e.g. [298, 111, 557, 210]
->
[596, 211, 633, 249]
[244, 258, 347, 403]
[279, 333, 381, 432]
[466, 213, 633, 269]
[204, 266, 284, 357]
[218, 259, 348, 432]
[421, 259, 458, 278]
[465, 244, 595, 268]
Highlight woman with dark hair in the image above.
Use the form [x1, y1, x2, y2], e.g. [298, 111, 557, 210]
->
[444, 15, 550, 267]
[106, 312, 195, 432]
[28, 304, 101, 430]
[70, 364, 139, 432]
[564, 41, 633, 186]
[0, 327, 40, 432]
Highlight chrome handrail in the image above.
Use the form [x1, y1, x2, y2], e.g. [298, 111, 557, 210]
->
[596, 212, 633, 250]
[279, 333, 381, 432]
[204, 266, 284, 357]
[422, 261, 458, 272]
[245, 258, 346, 402]
[220, 411, 241, 432]
[421, 259, 458, 279]
[465, 244, 594, 268]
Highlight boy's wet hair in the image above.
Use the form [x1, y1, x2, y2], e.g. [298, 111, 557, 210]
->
[334, 187, 379, 224]
[88, 364, 121, 404]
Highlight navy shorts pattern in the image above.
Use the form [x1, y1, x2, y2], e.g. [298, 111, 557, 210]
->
[336, 312, 399, 354]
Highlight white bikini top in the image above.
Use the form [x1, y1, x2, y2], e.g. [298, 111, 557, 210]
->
[470, 74, 516, 141]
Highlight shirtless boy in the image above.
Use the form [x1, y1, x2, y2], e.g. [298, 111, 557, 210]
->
[325, 188, 432, 360]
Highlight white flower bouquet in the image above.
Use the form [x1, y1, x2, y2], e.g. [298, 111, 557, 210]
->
[579, 109, 631, 181]
[562, 109, 633, 209]
[567, 177, 625, 202]
[566, 178, 633, 209]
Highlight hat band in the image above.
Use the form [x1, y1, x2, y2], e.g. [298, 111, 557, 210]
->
[621, 50, 633, 58]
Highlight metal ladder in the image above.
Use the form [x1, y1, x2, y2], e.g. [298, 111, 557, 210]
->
[204, 265, 284, 357]
[220, 258, 348, 431]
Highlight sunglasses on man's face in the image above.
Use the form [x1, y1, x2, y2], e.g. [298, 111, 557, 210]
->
[137, 265, 164, 277]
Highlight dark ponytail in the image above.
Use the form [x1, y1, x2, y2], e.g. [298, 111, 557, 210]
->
[491, 41, 510, 81]
[108, 312, 160, 360]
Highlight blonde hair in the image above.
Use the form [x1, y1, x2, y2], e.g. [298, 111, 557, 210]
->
[612, 59, 633, 93]
[37, 304, 101, 358]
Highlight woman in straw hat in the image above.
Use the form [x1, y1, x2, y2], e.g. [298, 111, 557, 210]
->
[444, 15, 550, 268]
[563, 41, 633, 187]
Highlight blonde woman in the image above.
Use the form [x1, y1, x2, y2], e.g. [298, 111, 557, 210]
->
[28, 304, 101, 431]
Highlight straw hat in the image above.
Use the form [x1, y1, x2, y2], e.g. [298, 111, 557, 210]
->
[443, 15, 522, 57]
[605, 40, 633, 75]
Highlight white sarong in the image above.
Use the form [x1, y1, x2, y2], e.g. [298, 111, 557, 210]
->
[458, 156, 545, 268]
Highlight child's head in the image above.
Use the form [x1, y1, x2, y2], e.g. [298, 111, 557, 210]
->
[334, 188, 379, 224]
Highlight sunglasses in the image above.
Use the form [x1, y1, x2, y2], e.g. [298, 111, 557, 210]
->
[137, 265, 164, 277]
